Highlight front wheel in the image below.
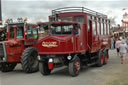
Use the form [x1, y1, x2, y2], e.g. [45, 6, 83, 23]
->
[39, 62, 51, 75]
[68, 56, 80, 77]
[1, 63, 17, 72]
[103, 51, 108, 65]
[21, 47, 39, 73]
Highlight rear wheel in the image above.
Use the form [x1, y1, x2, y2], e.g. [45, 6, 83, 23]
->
[96, 50, 104, 67]
[0, 64, 1, 71]
[69, 56, 80, 77]
[21, 47, 38, 73]
[39, 62, 51, 75]
[103, 51, 108, 65]
[1, 63, 17, 72]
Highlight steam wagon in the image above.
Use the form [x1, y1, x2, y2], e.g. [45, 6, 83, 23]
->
[38, 7, 111, 77]
[0, 18, 39, 73]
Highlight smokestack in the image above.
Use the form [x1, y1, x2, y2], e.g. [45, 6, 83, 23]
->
[0, 0, 2, 25]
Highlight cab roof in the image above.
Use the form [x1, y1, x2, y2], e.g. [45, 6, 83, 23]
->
[51, 21, 78, 25]
[6, 23, 38, 27]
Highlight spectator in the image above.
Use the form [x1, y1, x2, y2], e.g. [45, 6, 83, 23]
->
[126, 36, 128, 45]
[110, 37, 115, 49]
[119, 40, 128, 64]
[115, 38, 122, 56]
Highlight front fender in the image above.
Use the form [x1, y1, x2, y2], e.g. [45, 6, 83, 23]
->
[70, 54, 78, 62]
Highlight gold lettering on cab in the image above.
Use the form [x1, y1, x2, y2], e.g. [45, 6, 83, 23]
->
[42, 42, 58, 47]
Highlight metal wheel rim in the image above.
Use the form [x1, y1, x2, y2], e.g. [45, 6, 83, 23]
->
[100, 55, 103, 65]
[74, 60, 80, 73]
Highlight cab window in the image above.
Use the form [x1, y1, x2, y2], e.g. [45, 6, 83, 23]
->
[93, 21, 96, 35]
[75, 16, 84, 23]
[51, 24, 73, 35]
[16, 26, 24, 39]
[104, 23, 107, 35]
[32, 27, 38, 39]
[26, 26, 32, 39]
[10, 27, 14, 39]
[62, 17, 73, 22]
[74, 24, 80, 35]
[101, 23, 104, 35]
[97, 22, 100, 35]
[87, 16, 91, 32]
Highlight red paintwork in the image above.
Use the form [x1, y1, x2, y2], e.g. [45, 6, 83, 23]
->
[74, 60, 79, 72]
[48, 63, 53, 70]
[38, 35, 74, 54]
[37, 22, 45, 26]
[0, 23, 39, 63]
[38, 22, 88, 54]
[105, 54, 108, 63]
[100, 55, 103, 65]
[38, 9, 110, 55]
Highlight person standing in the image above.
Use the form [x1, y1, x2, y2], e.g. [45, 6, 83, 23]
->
[110, 37, 115, 49]
[115, 39, 122, 56]
[126, 36, 128, 45]
[119, 40, 128, 64]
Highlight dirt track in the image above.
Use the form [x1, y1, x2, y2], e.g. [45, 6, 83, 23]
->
[0, 49, 128, 85]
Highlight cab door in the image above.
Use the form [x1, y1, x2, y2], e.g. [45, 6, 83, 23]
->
[91, 19, 98, 52]
[24, 25, 38, 46]
[8, 25, 24, 62]
[87, 16, 99, 53]
[73, 24, 79, 52]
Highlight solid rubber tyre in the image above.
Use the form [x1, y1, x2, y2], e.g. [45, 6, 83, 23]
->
[0, 64, 1, 71]
[39, 62, 51, 75]
[96, 50, 104, 67]
[21, 47, 38, 73]
[103, 51, 108, 65]
[68, 56, 80, 77]
[1, 63, 17, 72]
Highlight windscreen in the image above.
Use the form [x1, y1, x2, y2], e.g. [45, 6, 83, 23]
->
[39, 24, 48, 33]
[51, 24, 73, 35]
[16, 25, 24, 39]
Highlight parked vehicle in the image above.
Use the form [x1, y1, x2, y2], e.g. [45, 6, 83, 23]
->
[0, 18, 39, 73]
[38, 7, 111, 77]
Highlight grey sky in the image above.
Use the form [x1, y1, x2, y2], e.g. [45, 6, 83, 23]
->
[1, 0, 128, 25]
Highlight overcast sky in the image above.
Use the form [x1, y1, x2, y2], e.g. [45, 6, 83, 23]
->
[1, 0, 128, 25]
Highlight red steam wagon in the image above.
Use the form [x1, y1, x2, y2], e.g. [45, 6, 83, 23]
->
[38, 7, 111, 77]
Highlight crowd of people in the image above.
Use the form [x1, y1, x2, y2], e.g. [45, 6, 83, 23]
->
[111, 35, 128, 64]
